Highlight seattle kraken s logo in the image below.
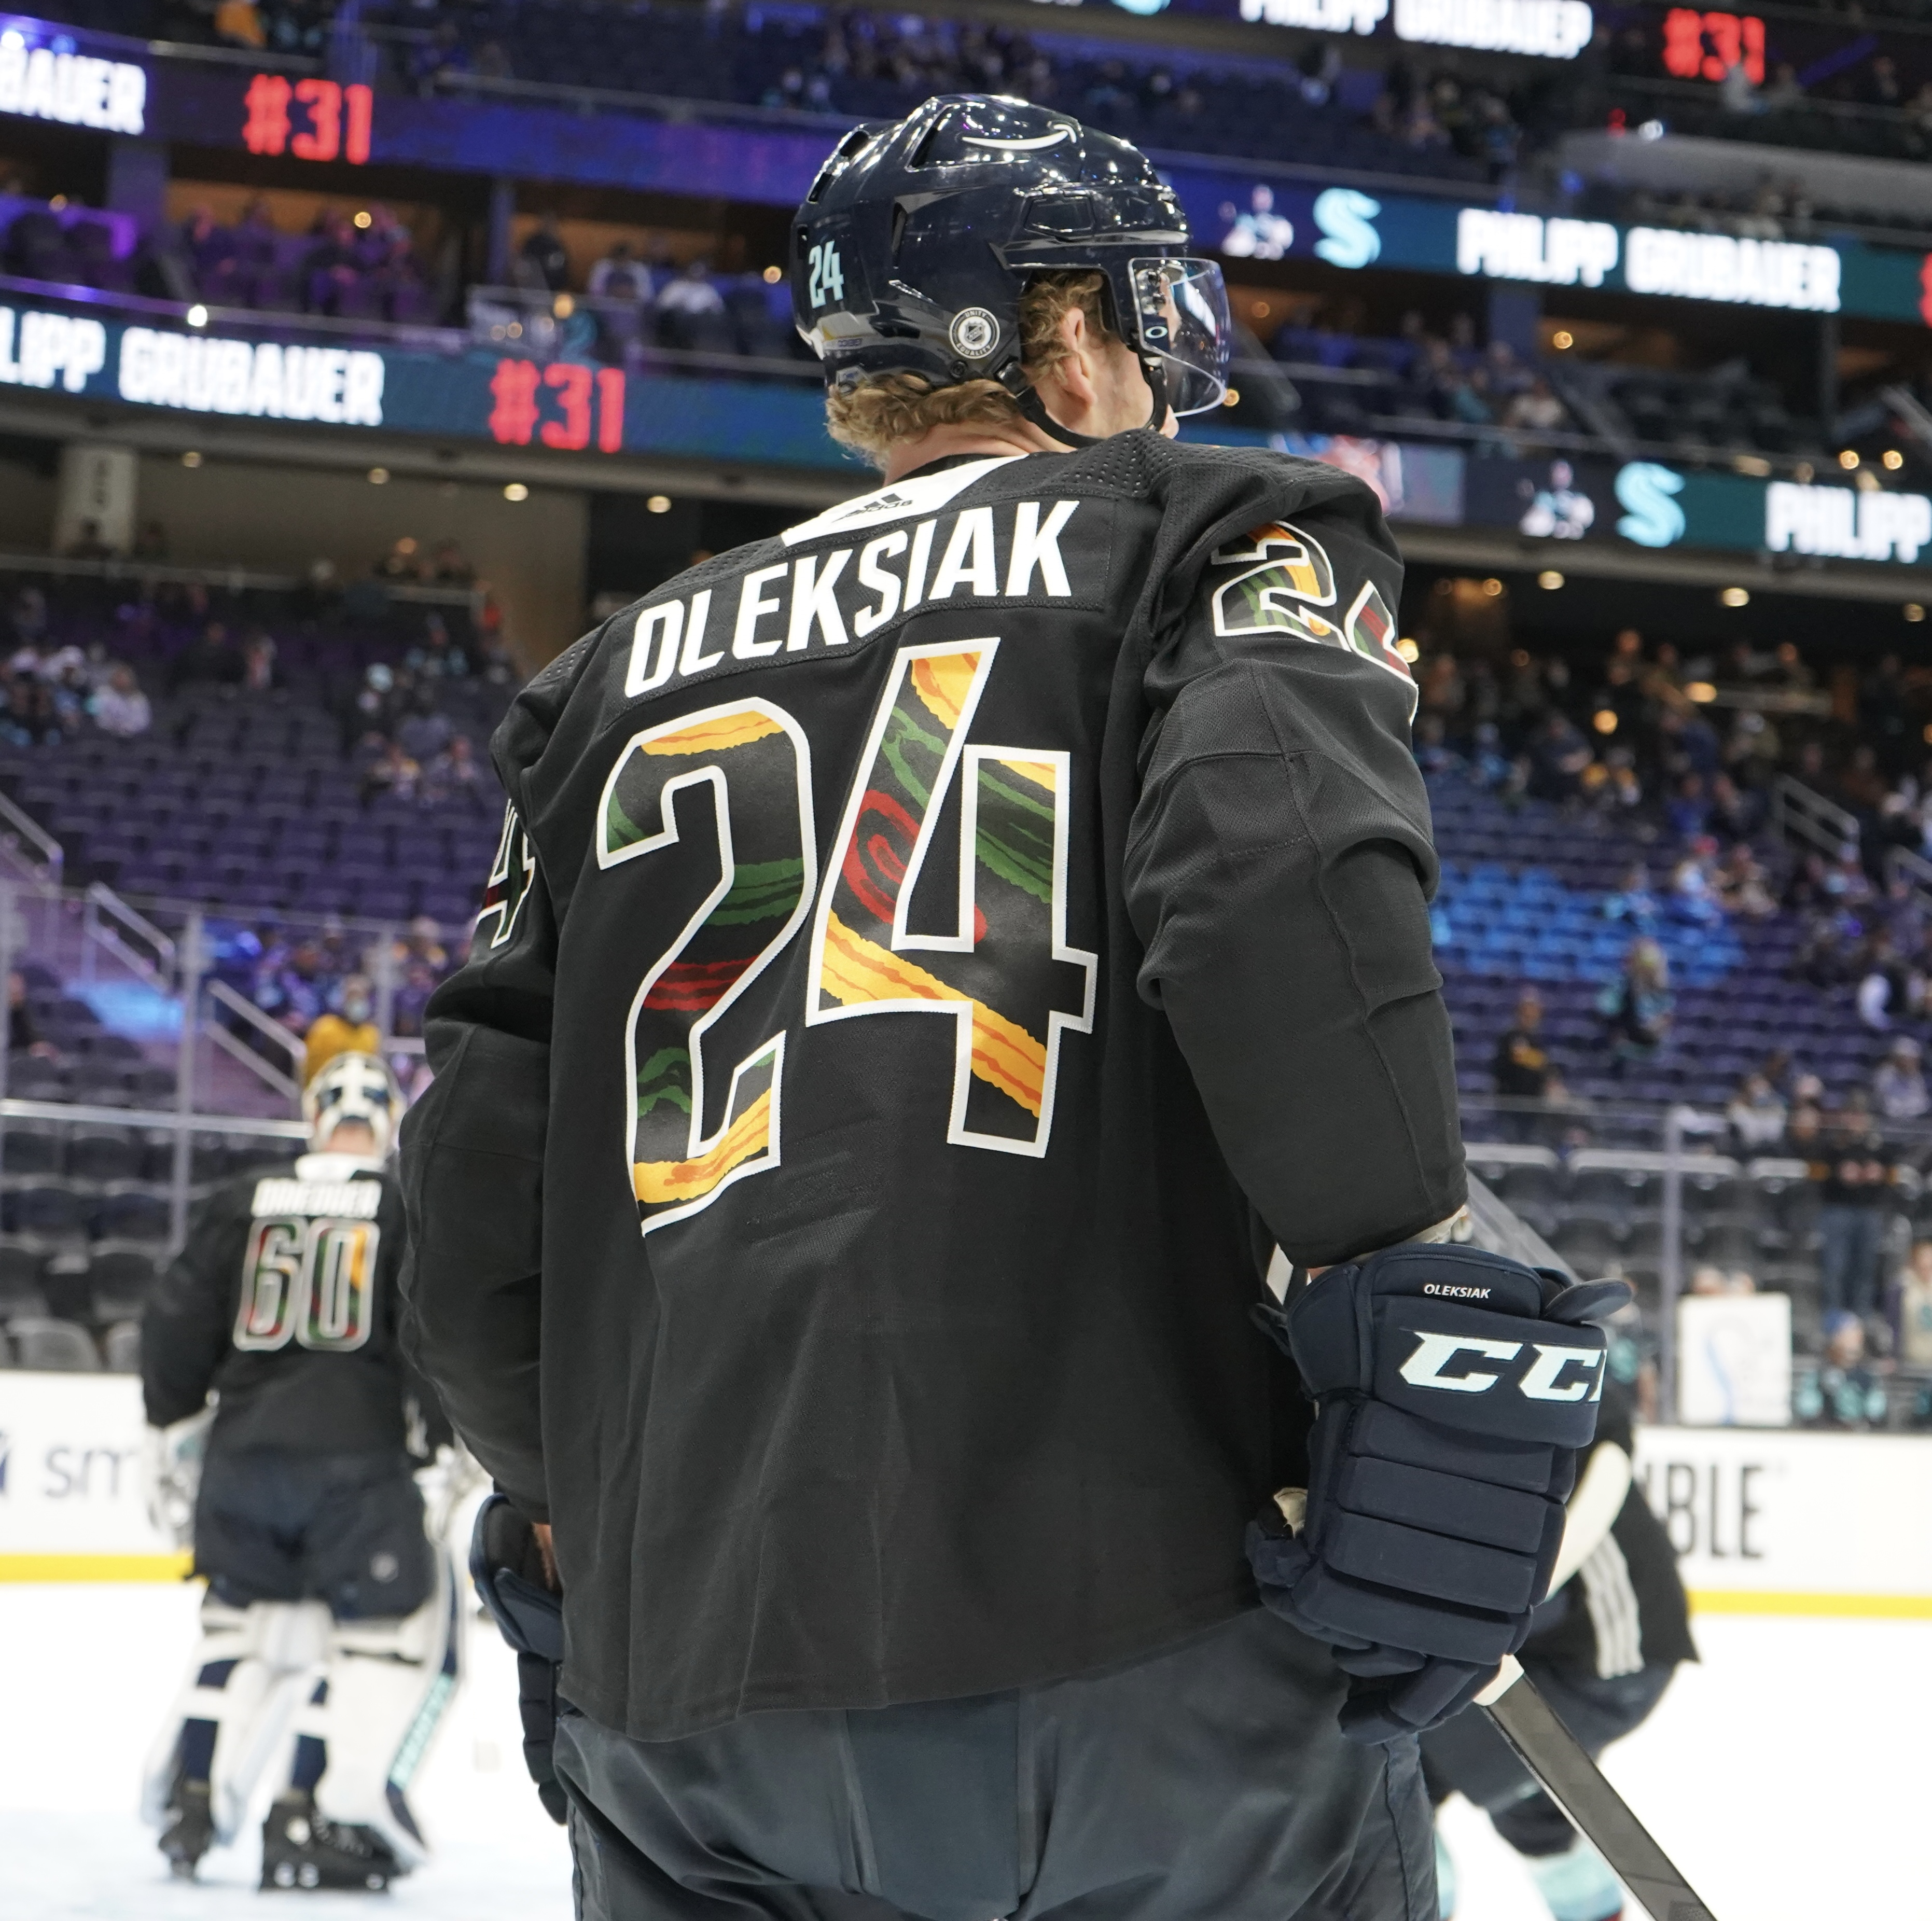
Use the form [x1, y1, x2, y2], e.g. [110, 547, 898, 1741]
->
[1615, 462, 1686, 549]
[1313, 189, 1382, 271]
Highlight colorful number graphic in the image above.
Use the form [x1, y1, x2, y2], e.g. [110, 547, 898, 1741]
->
[233, 1217, 382, 1352]
[806, 640, 1096, 1156]
[598, 701, 817, 1233]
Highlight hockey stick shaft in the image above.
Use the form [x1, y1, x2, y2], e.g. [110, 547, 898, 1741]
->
[1477, 1659, 1717, 1921]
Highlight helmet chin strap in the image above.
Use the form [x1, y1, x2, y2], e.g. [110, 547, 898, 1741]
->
[1016, 357, 1169, 449]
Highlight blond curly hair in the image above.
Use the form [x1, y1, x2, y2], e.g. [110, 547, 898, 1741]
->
[825, 271, 1115, 466]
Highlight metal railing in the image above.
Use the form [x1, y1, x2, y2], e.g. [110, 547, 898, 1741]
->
[1770, 774, 1860, 862]
[79, 884, 174, 992]
[206, 978, 305, 1107]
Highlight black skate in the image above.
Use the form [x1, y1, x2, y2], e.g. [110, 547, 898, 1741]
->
[158, 1777, 214, 1881]
[259, 1791, 405, 1893]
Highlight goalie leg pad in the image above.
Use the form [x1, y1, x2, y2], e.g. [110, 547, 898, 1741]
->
[142, 1597, 331, 1844]
[303, 1543, 463, 1868]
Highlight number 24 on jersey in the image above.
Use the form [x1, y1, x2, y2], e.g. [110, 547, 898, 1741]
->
[578, 637, 1096, 1235]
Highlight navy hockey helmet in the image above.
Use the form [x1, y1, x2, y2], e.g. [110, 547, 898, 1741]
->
[791, 94, 1232, 430]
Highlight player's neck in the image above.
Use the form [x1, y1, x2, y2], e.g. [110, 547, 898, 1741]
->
[881, 418, 1066, 483]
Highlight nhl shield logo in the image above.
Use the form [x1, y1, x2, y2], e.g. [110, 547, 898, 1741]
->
[949, 308, 1000, 359]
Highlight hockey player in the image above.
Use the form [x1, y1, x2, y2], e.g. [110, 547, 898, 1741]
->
[141, 1051, 461, 1891]
[402, 94, 1620, 1921]
[1425, 1377, 1695, 1921]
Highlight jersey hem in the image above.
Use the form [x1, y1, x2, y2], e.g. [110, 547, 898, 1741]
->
[565, 1586, 1263, 1744]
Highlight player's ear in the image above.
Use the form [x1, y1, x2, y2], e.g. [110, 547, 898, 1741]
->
[1041, 307, 1100, 414]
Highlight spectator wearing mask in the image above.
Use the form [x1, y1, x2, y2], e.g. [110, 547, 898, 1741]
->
[1809, 1096, 1896, 1322]
[1795, 1314, 1887, 1428]
[1874, 1036, 1930, 1123]
[91, 663, 151, 737]
[1598, 938, 1673, 1071]
[302, 975, 380, 1087]
[1725, 1073, 1786, 1152]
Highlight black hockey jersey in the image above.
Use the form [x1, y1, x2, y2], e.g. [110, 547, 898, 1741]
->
[143, 1154, 437, 1458]
[1527, 1383, 1698, 1677]
[400, 433, 1466, 1739]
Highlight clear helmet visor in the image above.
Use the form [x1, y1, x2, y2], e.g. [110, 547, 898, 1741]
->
[1128, 256, 1232, 416]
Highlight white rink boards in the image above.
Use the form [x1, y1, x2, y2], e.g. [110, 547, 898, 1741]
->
[1, 1579, 1928, 1920]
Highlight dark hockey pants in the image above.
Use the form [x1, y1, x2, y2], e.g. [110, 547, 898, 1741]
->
[555, 1607, 1436, 1921]
[193, 1446, 433, 1620]
[1419, 1658, 1676, 1857]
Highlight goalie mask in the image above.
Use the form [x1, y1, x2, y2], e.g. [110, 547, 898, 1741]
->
[792, 93, 1232, 436]
[302, 1051, 405, 1159]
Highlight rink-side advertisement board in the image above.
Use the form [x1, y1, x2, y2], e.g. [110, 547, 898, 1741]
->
[1631, 1427, 1932, 1619]
[0, 1372, 186, 1581]
[3, 1369, 1930, 1616]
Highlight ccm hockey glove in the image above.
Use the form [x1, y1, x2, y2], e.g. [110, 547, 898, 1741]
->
[469, 1494, 568, 1825]
[1246, 1244, 1629, 1744]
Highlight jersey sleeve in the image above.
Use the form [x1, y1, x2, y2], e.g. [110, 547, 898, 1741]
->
[141, 1187, 245, 1428]
[398, 671, 573, 1523]
[1122, 479, 1465, 1269]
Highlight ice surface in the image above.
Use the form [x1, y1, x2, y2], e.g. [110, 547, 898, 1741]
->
[1, 1583, 572, 1919]
[2, 1584, 1923, 1919]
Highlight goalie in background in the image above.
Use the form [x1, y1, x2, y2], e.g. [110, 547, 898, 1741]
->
[140, 1052, 468, 1892]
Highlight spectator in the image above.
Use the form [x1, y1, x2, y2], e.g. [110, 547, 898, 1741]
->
[1725, 1073, 1787, 1152]
[171, 620, 241, 690]
[302, 211, 362, 315]
[1896, 1241, 1932, 1368]
[1597, 938, 1673, 1071]
[1810, 1096, 1896, 1322]
[90, 663, 151, 738]
[241, 631, 280, 694]
[397, 688, 454, 764]
[132, 519, 170, 562]
[1490, 989, 1554, 1135]
[424, 732, 485, 801]
[361, 739, 421, 806]
[1527, 711, 1591, 801]
[1856, 931, 1910, 1030]
[302, 975, 379, 1086]
[657, 257, 727, 322]
[63, 519, 113, 561]
[589, 238, 652, 302]
[1501, 375, 1565, 442]
[1795, 1313, 1888, 1429]
[1603, 864, 1659, 931]
[1875, 1037, 1930, 1121]
[8, 970, 55, 1059]
[1666, 848, 1723, 928]
[518, 212, 571, 292]
[1715, 842, 1775, 918]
